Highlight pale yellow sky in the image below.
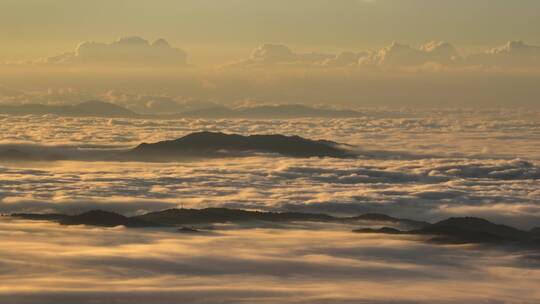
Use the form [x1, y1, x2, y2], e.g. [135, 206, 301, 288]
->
[1, 0, 539, 64]
[1, 0, 540, 108]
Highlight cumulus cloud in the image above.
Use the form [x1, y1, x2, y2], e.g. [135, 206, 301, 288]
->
[41, 36, 188, 66]
[5, 38, 540, 73]
[226, 41, 461, 69]
[228, 40, 540, 70]
[227, 44, 333, 67]
[321, 51, 368, 67]
[358, 41, 460, 68]
[464, 40, 540, 68]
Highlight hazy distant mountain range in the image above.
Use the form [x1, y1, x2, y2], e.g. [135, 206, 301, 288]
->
[0, 101, 364, 119]
[178, 104, 363, 119]
[11, 208, 540, 249]
[0, 100, 136, 117]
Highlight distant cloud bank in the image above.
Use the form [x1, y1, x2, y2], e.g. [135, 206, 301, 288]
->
[2, 36, 537, 71]
[227, 44, 334, 67]
[2, 37, 540, 108]
[227, 40, 540, 70]
[40, 36, 187, 66]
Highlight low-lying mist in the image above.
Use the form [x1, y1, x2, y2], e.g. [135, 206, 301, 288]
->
[1, 217, 539, 304]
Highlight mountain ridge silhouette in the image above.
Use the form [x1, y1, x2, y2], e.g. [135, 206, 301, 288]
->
[125, 131, 354, 160]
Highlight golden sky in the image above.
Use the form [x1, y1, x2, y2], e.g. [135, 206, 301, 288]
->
[1, 0, 539, 63]
[1, 0, 540, 108]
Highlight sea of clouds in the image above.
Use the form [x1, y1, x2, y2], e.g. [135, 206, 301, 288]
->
[1, 110, 540, 303]
[0, 110, 539, 228]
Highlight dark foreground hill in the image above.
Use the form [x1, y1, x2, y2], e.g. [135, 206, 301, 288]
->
[11, 208, 540, 250]
[60, 210, 156, 227]
[355, 217, 540, 247]
[124, 131, 354, 160]
[11, 208, 425, 229]
[11, 210, 155, 228]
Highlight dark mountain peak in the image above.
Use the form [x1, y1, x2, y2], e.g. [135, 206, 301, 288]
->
[76, 210, 126, 218]
[128, 131, 354, 160]
[134, 207, 336, 226]
[431, 217, 522, 235]
[410, 217, 526, 244]
[353, 216, 538, 247]
[353, 227, 403, 234]
[434, 217, 494, 226]
[59, 210, 155, 228]
[353, 213, 399, 222]
[174, 131, 238, 142]
[349, 213, 429, 229]
[185, 130, 224, 136]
